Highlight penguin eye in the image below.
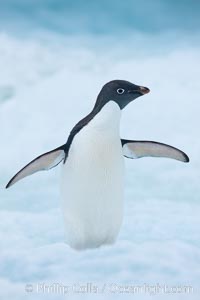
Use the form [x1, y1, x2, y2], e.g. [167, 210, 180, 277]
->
[117, 88, 125, 95]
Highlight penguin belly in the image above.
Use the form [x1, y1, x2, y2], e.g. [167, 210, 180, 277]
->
[61, 101, 124, 250]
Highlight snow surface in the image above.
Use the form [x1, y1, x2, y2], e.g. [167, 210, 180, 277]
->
[0, 32, 200, 299]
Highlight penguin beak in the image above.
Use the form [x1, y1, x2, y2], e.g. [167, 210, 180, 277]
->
[138, 86, 150, 95]
[128, 86, 150, 95]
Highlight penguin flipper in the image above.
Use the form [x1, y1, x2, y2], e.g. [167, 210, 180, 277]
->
[6, 145, 65, 188]
[121, 139, 189, 163]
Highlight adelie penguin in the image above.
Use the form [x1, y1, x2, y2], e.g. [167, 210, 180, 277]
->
[6, 80, 189, 250]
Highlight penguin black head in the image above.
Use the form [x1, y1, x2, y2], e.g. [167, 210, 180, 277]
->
[95, 80, 150, 110]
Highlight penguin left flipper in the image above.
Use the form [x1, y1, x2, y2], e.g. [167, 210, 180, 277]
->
[121, 139, 189, 163]
[6, 145, 65, 188]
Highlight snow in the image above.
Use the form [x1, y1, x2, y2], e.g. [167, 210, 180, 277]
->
[0, 32, 199, 299]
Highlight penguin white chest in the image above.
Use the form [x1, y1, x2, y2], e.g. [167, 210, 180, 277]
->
[61, 101, 125, 250]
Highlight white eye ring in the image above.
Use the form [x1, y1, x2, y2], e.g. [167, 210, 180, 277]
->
[117, 88, 125, 94]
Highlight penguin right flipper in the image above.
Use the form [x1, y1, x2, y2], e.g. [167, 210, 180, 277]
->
[6, 145, 65, 189]
[121, 139, 189, 163]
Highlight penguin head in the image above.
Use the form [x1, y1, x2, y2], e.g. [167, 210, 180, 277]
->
[96, 80, 150, 110]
